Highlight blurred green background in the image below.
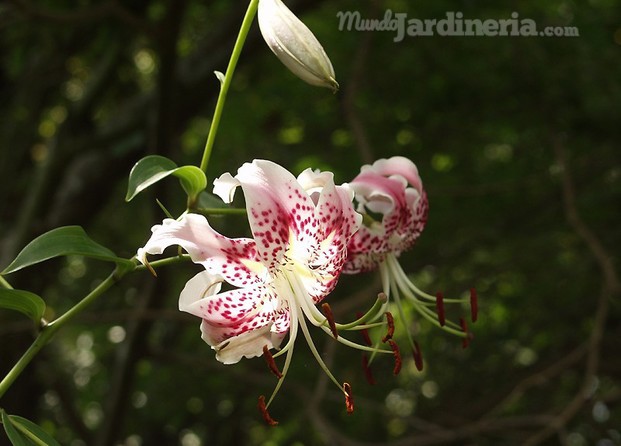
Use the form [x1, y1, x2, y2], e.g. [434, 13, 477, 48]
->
[1, 0, 620, 445]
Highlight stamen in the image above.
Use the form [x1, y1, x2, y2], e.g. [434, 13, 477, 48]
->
[435, 292, 446, 326]
[460, 317, 472, 349]
[263, 345, 282, 379]
[412, 340, 424, 372]
[343, 382, 354, 414]
[361, 354, 376, 385]
[470, 287, 478, 323]
[386, 339, 402, 375]
[144, 259, 157, 277]
[382, 311, 395, 342]
[258, 395, 278, 426]
[356, 312, 373, 346]
[322, 303, 338, 339]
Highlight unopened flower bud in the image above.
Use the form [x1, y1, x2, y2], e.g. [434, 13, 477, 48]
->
[258, 0, 339, 91]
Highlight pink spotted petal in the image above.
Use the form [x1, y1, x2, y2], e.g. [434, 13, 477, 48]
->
[233, 160, 317, 270]
[137, 214, 265, 288]
[345, 157, 427, 272]
[179, 272, 269, 328]
[362, 156, 423, 194]
[301, 180, 361, 300]
[179, 270, 223, 313]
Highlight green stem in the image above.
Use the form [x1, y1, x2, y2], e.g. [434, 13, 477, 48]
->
[0, 275, 13, 290]
[199, 0, 259, 173]
[0, 253, 194, 400]
[0, 268, 122, 400]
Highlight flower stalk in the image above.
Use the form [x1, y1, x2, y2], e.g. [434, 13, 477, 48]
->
[200, 0, 259, 173]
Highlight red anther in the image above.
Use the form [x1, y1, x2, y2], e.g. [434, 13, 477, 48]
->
[263, 345, 282, 379]
[436, 292, 446, 326]
[460, 317, 471, 349]
[322, 303, 338, 339]
[412, 341, 424, 372]
[258, 395, 278, 426]
[361, 354, 376, 385]
[343, 382, 354, 414]
[470, 287, 478, 323]
[387, 339, 402, 375]
[382, 312, 395, 342]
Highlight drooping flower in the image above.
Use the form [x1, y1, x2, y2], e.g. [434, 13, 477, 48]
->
[137, 159, 392, 419]
[344, 157, 477, 369]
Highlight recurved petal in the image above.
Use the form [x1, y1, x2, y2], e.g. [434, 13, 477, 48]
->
[212, 172, 241, 204]
[209, 322, 287, 365]
[179, 270, 223, 313]
[181, 278, 270, 329]
[362, 157, 423, 194]
[137, 213, 266, 288]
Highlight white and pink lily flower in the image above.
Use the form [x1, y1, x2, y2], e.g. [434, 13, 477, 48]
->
[344, 157, 477, 370]
[137, 159, 392, 421]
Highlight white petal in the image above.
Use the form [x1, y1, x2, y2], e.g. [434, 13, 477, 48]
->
[212, 172, 241, 204]
[178, 271, 223, 313]
[209, 323, 286, 365]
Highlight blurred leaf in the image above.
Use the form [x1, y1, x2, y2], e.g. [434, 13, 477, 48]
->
[1, 410, 29, 446]
[125, 155, 207, 201]
[0, 289, 45, 323]
[9, 415, 61, 446]
[2, 226, 130, 274]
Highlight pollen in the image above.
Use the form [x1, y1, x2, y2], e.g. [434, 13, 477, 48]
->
[321, 303, 338, 339]
[343, 382, 354, 414]
[382, 311, 395, 342]
[258, 395, 278, 426]
[386, 339, 402, 375]
[263, 345, 282, 378]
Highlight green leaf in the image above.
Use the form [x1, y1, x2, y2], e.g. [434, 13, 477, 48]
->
[0, 289, 45, 323]
[2, 226, 129, 274]
[125, 155, 207, 201]
[1, 410, 30, 446]
[9, 416, 61, 446]
[125, 155, 177, 201]
[197, 190, 229, 209]
[173, 165, 207, 200]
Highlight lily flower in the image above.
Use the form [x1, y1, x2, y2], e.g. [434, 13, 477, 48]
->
[137, 159, 392, 421]
[344, 157, 477, 370]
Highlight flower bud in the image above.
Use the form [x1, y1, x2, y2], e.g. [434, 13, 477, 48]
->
[258, 0, 339, 91]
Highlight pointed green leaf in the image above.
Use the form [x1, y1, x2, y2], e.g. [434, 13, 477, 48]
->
[0, 289, 45, 323]
[2, 226, 128, 274]
[9, 416, 61, 446]
[125, 155, 207, 202]
[125, 155, 178, 201]
[1, 410, 30, 446]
